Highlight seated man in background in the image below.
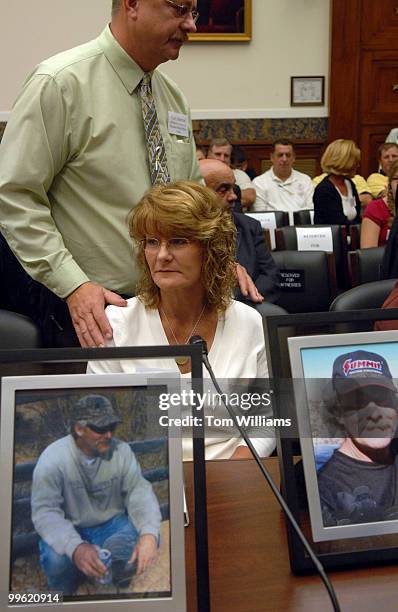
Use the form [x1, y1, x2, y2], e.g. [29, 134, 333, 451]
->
[367, 143, 398, 199]
[231, 145, 257, 180]
[318, 351, 398, 527]
[207, 138, 256, 210]
[252, 139, 314, 213]
[200, 158, 280, 306]
[31, 394, 161, 595]
[195, 145, 206, 161]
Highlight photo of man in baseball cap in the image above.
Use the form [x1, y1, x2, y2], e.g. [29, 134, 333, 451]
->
[317, 350, 398, 527]
[31, 393, 161, 595]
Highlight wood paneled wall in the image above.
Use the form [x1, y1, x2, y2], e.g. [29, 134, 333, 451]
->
[329, 0, 398, 176]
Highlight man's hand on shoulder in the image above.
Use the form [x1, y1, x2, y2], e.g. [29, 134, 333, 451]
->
[235, 263, 264, 303]
[128, 534, 158, 575]
[72, 542, 107, 578]
[66, 281, 127, 348]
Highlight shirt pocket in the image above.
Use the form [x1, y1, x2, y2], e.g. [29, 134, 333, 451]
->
[168, 140, 194, 181]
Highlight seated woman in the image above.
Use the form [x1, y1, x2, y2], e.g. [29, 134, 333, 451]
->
[88, 181, 275, 461]
[313, 139, 362, 227]
[361, 159, 398, 248]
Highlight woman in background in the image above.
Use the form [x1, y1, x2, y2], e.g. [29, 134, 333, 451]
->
[313, 139, 362, 226]
[361, 159, 398, 248]
[88, 181, 274, 460]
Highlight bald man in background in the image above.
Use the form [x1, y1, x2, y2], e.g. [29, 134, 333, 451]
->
[207, 138, 256, 210]
[200, 159, 280, 307]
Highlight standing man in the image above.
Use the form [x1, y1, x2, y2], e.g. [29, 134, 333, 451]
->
[252, 139, 314, 213]
[199, 158, 279, 306]
[207, 138, 256, 210]
[0, 0, 201, 347]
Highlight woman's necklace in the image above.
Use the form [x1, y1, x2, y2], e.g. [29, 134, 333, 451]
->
[160, 305, 206, 366]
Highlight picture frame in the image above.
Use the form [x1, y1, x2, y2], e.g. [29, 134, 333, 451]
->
[289, 330, 398, 543]
[265, 308, 398, 573]
[0, 371, 186, 611]
[189, 0, 252, 42]
[290, 76, 325, 107]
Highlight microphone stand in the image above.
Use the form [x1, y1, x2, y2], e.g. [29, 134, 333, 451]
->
[189, 336, 341, 612]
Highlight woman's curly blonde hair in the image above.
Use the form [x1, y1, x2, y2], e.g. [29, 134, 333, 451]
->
[128, 181, 237, 312]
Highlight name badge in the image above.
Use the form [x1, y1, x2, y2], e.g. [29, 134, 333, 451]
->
[168, 111, 189, 137]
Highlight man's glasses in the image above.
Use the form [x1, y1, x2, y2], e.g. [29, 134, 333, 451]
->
[143, 237, 191, 251]
[337, 386, 398, 411]
[87, 423, 118, 435]
[164, 0, 199, 23]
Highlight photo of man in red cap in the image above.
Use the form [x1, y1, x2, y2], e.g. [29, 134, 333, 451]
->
[317, 350, 398, 527]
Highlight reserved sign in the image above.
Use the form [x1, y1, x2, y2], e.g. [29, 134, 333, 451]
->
[280, 269, 305, 292]
[296, 226, 333, 251]
[246, 212, 277, 249]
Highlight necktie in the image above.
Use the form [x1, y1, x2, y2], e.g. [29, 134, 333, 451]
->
[139, 72, 170, 185]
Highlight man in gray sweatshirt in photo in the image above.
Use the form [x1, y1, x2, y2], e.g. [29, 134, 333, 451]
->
[31, 394, 161, 595]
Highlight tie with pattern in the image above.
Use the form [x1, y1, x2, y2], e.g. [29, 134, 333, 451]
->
[139, 72, 170, 185]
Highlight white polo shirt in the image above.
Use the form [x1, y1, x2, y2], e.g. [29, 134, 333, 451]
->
[233, 168, 253, 190]
[252, 168, 314, 213]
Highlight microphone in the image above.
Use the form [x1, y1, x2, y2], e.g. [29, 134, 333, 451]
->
[189, 335, 210, 369]
[188, 335, 341, 612]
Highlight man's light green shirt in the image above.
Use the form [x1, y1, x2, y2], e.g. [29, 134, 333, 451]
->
[0, 26, 201, 298]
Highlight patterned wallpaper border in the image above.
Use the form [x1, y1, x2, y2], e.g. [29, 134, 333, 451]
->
[1, 117, 328, 144]
[193, 117, 328, 143]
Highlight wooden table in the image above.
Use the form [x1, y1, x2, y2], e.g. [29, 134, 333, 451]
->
[184, 458, 398, 612]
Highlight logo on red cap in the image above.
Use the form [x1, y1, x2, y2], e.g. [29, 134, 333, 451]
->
[342, 358, 383, 377]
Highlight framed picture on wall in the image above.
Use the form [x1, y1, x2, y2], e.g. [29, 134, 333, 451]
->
[290, 76, 325, 107]
[0, 372, 186, 612]
[189, 0, 252, 42]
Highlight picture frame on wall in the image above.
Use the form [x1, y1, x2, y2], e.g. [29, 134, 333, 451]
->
[189, 0, 252, 42]
[0, 372, 186, 612]
[290, 76, 325, 107]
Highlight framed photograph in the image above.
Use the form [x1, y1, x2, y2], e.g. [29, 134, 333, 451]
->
[289, 330, 398, 542]
[290, 76, 325, 107]
[0, 372, 186, 612]
[265, 307, 398, 573]
[189, 0, 252, 42]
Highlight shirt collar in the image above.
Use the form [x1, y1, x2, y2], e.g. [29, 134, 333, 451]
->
[97, 25, 147, 94]
[270, 167, 294, 184]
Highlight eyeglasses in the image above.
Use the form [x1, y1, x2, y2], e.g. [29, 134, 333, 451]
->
[143, 237, 191, 251]
[164, 0, 199, 23]
[337, 387, 398, 411]
[87, 423, 117, 435]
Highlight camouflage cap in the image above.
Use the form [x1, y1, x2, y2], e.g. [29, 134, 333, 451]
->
[73, 394, 122, 428]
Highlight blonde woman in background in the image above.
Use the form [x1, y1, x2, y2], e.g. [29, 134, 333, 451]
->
[313, 139, 362, 227]
[361, 159, 398, 248]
